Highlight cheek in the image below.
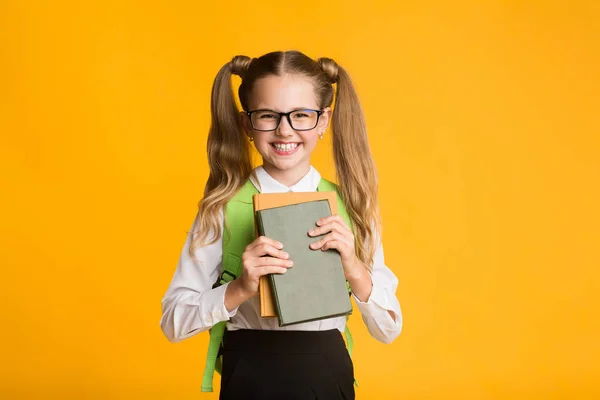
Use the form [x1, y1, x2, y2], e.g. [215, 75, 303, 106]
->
[300, 132, 319, 150]
[251, 134, 269, 151]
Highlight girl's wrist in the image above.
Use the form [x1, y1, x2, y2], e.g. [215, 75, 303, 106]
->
[345, 258, 373, 302]
[344, 258, 367, 283]
[224, 279, 254, 312]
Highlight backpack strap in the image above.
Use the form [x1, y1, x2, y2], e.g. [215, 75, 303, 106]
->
[201, 180, 258, 392]
[216, 179, 258, 287]
[316, 178, 351, 230]
[318, 179, 358, 386]
[200, 321, 225, 392]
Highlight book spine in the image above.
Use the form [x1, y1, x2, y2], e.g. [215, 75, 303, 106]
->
[252, 193, 259, 215]
[269, 271, 284, 326]
[255, 209, 265, 237]
[256, 210, 285, 326]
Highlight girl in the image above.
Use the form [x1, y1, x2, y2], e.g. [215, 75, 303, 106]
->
[160, 50, 402, 399]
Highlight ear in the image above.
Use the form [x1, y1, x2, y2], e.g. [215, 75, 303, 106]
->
[317, 107, 332, 133]
[240, 111, 253, 138]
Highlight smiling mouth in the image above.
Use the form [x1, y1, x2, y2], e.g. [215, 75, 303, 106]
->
[271, 142, 300, 154]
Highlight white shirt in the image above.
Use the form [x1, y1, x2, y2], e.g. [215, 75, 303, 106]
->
[160, 166, 402, 344]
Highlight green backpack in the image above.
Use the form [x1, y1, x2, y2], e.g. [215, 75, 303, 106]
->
[201, 178, 356, 392]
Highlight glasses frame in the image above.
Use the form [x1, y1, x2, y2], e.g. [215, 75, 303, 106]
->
[246, 108, 324, 132]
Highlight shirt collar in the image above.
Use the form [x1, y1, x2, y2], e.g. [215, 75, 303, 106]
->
[250, 165, 321, 193]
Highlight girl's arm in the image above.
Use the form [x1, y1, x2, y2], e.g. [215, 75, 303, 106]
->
[160, 211, 238, 343]
[308, 216, 403, 344]
[351, 239, 403, 344]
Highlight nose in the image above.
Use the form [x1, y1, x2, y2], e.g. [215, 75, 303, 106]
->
[276, 115, 294, 136]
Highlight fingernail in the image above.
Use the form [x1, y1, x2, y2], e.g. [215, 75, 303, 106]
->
[282, 252, 289, 258]
[309, 243, 316, 249]
[308, 229, 314, 235]
[288, 260, 294, 266]
[277, 242, 283, 248]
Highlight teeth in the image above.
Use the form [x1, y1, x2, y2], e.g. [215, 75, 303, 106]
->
[273, 143, 298, 151]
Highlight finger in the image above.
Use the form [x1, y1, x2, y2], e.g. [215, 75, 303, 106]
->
[308, 221, 352, 238]
[309, 232, 351, 250]
[316, 215, 350, 230]
[256, 265, 289, 276]
[315, 217, 352, 234]
[247, 257, 294, 269]
[243, 242, 289, 261]
[253, 243, 290, 259]
[320, 237, 350, 253]
[307, 222, 333, 237]
[245, 236, 283, 252]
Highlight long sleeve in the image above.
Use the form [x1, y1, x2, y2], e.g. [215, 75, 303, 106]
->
[352, 236, 403, 344]
[160, 211, 238, 343]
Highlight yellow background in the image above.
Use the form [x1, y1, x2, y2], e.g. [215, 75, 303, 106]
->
[1, 1, 599, 398]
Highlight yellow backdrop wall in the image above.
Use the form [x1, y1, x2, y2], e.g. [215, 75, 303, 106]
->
[1, 1, 599, 398]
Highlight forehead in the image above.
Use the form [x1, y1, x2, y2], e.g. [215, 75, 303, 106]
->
[248, 74, 318, 111]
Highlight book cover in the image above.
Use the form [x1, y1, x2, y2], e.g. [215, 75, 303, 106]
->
[252, 191, 339, 317]
[255, 200, 352, 327]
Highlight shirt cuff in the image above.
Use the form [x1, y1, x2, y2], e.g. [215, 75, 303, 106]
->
[220, 282, 240, 318]
[202, 283, 239, 326]
[352, 282, 395, 320]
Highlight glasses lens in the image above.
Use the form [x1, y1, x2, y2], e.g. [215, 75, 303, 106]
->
[290, 110, 319, 130]
[251, 111, 280, 131]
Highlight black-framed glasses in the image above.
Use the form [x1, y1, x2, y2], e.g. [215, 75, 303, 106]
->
[246, 109, 324, 132]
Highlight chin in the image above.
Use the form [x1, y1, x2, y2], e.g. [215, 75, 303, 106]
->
[265, 156, 309, 172]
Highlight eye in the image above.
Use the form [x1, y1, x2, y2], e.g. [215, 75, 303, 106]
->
[292, 112, 309, 119]
[255, 112, 278, 120]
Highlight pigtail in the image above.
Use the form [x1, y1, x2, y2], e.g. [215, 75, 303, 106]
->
[318, 58, 381, 271]
[189, 56, 253, 257]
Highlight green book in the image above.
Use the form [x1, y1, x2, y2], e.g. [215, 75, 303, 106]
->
[255, 200, 352, 327]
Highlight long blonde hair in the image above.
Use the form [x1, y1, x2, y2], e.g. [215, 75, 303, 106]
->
[189, 51, 381, 270]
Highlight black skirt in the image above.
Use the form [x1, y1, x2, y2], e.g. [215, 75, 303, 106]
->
[219, 329, 355, 400]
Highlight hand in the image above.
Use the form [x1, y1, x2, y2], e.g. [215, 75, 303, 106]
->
[307, 215, 362, 279]
[237, 236, 294, 296]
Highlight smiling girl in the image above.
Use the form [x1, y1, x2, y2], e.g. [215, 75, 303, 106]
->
[160, 50, 402, 400]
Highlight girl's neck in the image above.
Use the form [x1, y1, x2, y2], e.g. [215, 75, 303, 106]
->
[261, 163, 311, 188]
